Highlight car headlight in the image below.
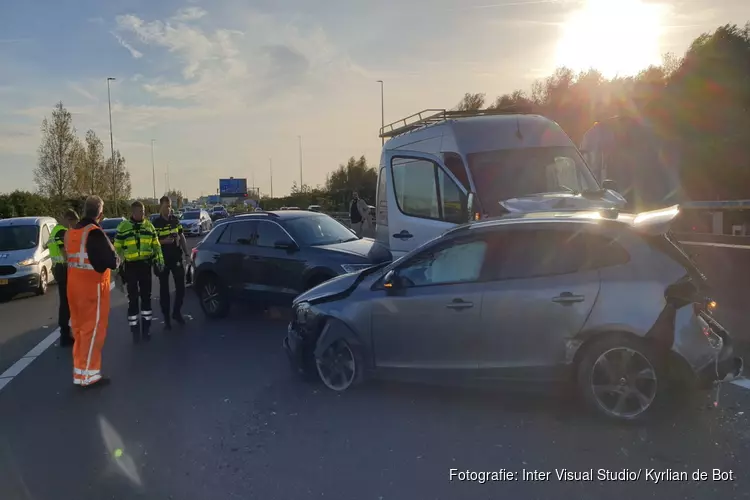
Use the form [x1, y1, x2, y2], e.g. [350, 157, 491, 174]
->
[295, 302, 313, 328]
[17, 258, 37, 267]
[341, 263, 373, 274]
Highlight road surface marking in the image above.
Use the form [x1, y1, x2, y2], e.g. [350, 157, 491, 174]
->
[0, 282, 115, 394]
[680, 241, 750, 250]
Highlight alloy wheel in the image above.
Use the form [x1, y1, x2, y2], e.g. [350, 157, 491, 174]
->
[201, 281, 220, 314]
[590, 347, 657, 419]
[316, 340, 356, 392]
[39, 268, 48, 294]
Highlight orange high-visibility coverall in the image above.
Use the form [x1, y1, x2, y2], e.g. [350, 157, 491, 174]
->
[64, 224, 111, 386]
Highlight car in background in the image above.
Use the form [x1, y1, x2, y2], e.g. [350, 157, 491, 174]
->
[307, 205, 322, 212]
[100, 217, 124, 243]
[148, 213, 160, 223]
[211, 205, 229, 221]
[192, 210, 392, 318]
[180, 209, 212, 236]
[284, 206, 742, 422]
[0, 216, 57, 298]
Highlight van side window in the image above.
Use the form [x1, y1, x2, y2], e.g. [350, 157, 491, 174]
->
[391, 157, 467, 223]
[40, 224, 51, 248]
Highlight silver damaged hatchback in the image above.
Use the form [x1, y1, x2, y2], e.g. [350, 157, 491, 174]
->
[284, 206, 743, 421]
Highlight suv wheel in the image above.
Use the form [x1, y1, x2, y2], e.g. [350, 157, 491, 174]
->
[36, 267, 48, 296]
[198, 275, 230, 319]
[577, 335, 662, 422]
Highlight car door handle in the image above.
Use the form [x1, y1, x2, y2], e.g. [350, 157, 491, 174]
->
[392, 230, 413, 240]
[446, 299, 473, 310]
[552, 292, 585, 304]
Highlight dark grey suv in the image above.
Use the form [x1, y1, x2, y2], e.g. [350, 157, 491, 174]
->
[192, 211, 392, 318]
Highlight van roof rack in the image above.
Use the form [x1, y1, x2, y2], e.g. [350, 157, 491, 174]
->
[379, 105, 535, 139]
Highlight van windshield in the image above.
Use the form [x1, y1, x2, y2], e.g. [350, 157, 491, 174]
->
[467, 146, 600, 216]
[0, 226, 40, 251]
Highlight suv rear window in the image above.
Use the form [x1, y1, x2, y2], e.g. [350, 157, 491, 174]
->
[642, 232, 706, 282]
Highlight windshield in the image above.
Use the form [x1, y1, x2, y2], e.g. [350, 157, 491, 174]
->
[285, 215, 358, 246]
[100, 219, 121, 230]
[182, 211, 200, 220]
[213, 206, 224, 211]
[0, 225, 39, 251]
[468, 146, 600, 216]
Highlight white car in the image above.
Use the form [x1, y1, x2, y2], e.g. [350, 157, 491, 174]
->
[0, 216, 58, 297]
[179, 210, 212, 236]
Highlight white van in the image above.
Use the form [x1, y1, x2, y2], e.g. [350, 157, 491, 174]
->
[375, 108, 626, 258]
[0, 216, 58, 296]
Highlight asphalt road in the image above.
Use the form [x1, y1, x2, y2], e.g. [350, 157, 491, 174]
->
[0, 241, 748, 499]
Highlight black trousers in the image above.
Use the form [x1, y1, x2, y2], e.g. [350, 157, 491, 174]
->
[124, 261, 153, 329]
[52, 264, 71, 338]
[159, 258, 185, 318]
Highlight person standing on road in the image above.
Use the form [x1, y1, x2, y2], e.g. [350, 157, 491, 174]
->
[349, 191, 371, 237]
[114, 201, 164, 343]
[64, 196, 119, 388]
[152, 196, 190, 330]
[49, 208, 79, 347]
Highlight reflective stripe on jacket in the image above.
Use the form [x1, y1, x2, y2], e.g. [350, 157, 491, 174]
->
[113, 219, 164, 265]
[48, 224, 67, 264]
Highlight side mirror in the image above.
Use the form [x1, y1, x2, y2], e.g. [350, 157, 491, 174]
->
[467, 192, 475, 222]
[602, 179, 618, 192]
[382, 269, 399, 290]
[274, 239, 298, 251]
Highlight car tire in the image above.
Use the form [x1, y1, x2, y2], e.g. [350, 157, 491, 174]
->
[315, 338, 363, 392]
[197, 274, 230, 319]
[577, 335, 664, 422]
[36, 267, 48, 296]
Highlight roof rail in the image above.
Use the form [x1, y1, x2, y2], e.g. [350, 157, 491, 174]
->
[233, 212, 280, 218]
[379, 104, 535, 139]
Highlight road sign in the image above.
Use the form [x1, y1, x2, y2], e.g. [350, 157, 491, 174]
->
[219, 178, 247, 197]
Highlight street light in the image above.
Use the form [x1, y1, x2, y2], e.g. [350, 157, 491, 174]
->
[269, 158, 274, 198]
[298, 135, 303, 190]
[377, 80, 385, 146]
[107, 77, 116, 209]
[151, 139, 156, 200]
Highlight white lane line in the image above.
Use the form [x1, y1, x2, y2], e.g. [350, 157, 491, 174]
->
[680, 241, 750, 250]
[0, 281, 116, 394]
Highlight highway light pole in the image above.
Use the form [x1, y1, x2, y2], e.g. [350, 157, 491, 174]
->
[151, 139, 156, 200]
[269, 158, 273, 198]
[298, 136, 303, 191]
[107, 77, 116, 208]
[377, 80, 384, 146]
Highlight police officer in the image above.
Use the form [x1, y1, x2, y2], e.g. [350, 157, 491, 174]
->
[49, 209, 80, 347]
[152, 196, 190, 329]
[114, 201, 164, 343]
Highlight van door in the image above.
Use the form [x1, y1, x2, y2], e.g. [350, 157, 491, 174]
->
[384, 150, 469, 258]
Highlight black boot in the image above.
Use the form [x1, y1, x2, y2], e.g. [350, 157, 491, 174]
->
[142, 318, 151, 341]
[131, 324, 140, 344]
[163, 310, 172, 331]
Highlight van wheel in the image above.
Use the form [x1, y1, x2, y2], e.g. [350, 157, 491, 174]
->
[198, 274, 229, 319]
[577, 335, 663, 422]
[36, 267, 48, 296]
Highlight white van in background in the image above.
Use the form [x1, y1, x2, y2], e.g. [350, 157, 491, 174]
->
[375, 108, 626, 258]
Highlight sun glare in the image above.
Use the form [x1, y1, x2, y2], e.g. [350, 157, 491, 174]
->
[555, 0, 666, 78]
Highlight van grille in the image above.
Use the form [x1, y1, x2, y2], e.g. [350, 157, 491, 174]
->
[0, 266, 16, 276]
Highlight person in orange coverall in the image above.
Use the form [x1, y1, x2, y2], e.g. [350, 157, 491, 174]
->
[64, 196, 119, 388]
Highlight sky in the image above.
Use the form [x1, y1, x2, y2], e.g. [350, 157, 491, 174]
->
[0, 0, 746, 200]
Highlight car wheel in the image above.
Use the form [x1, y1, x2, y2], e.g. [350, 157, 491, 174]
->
[36, 267, 48, 296]
[198, 274, 230, 319]
[577, 335, 662, 422]
[315, 338, 362, 392]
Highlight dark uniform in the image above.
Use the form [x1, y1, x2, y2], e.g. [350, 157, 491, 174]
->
[152, 213, 186, 328]
[48, 224, 73, 346]
[114, 218, 164, 342]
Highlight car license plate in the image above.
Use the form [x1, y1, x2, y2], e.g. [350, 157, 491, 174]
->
[0, 279, 8, 285]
